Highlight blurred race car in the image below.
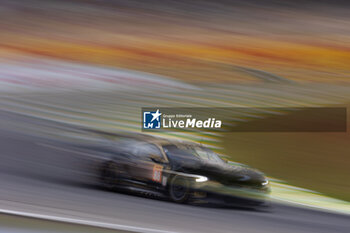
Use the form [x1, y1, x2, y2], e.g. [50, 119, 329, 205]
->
[96, 133, 270, 206]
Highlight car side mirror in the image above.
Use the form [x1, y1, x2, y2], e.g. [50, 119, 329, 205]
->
[221, 158, 229, 163]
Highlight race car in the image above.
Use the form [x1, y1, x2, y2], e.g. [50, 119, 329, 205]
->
[95, 133, 270, 206]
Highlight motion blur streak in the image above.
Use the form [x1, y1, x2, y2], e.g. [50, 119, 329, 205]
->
[0, 112, 349, 233]
[1, 0, 350, 83]
[0, 0, 350, 233]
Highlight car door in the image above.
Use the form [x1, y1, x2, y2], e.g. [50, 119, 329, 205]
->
[129, 142, 167, 186]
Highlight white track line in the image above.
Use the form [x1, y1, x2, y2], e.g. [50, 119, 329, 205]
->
[0, 207, 178, 233]
[1, 142, 178, 232]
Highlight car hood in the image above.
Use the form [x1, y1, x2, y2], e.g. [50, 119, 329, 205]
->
[173, 159, 267, 188]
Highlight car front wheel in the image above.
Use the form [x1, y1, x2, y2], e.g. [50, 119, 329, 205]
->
[168, 175, 191, 203]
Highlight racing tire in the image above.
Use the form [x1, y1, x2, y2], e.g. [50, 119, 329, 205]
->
[168, 175, 191, 203]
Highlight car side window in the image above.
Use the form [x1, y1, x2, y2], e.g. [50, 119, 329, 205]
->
[134, 143, 163, 161]
[194, 148, 210, 160]
[115, 139, 140, 155]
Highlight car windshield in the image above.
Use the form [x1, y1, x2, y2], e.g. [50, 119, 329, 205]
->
[163, 145, 224, 164]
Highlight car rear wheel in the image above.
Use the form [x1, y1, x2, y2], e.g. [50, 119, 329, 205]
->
[168, 175, 191, 203]
[100, 161, 119, 190]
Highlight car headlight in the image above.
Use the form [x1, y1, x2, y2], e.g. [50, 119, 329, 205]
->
[195, 176, 208, 182]
[262, 179, 269, 186]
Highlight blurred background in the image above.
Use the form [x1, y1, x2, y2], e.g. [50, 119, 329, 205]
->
[0, 0, 349, 232]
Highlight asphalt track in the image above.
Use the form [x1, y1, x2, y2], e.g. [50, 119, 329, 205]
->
[0, 111, 349, 233]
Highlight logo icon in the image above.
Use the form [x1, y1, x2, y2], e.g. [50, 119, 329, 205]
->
[143, 109, 162, 129]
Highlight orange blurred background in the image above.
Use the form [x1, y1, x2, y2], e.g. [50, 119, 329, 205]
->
[1, 0, 350, 83]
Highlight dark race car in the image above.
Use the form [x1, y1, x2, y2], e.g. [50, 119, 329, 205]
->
[90, 133, 270, 207]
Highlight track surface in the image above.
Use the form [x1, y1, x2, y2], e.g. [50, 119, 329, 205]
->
[0, 111, 349, 233]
